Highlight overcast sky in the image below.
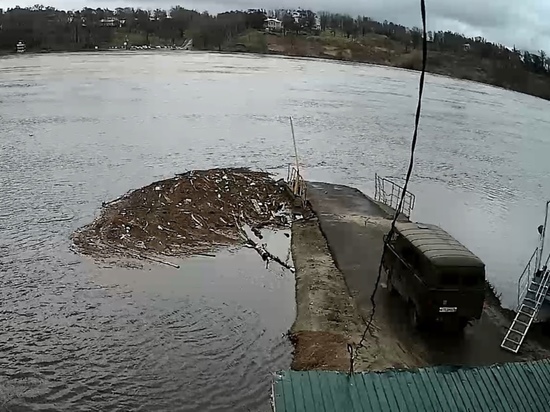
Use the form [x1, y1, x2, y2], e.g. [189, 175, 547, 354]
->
[1, 0, 548, 52]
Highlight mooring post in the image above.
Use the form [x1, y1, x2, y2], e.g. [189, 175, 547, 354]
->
[289, 116, 300, 196]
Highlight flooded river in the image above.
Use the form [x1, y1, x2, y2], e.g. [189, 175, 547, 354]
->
[1, 51, 550, 410]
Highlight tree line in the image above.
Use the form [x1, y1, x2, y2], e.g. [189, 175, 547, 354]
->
[0, 6, 266, 51]
[1, 6, 548, 78]
[318, 12, 549, 76]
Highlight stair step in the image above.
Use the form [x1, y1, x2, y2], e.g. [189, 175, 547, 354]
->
[504, 337, 521, 346]
[521, 301, 537, 310]
[530, 286, 548, 293]
[528, 285, 549, 293]
[501, 344, 519, 352]
[519, 306, 534, 319]
[511, 322, 528, 331]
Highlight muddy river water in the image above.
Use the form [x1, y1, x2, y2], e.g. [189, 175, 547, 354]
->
[1, 51, 550, 410]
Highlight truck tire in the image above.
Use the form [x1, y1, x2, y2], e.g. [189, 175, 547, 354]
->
[410, 304, 428, 331]
[387, 274, 397, 295]
[457, 317, 469, 331]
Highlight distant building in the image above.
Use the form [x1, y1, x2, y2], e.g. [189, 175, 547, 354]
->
[269, 8, 319, 32]
[265, 18, 282, 32]
[16, 41, 25, 53]
[314, 15, 321, 32]
[463, 43, 471, 51]
[100, 18, 120, 27]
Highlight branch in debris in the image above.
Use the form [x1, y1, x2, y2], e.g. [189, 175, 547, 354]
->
[233, 218, 294, 272]
[246, 239, 295, 272]
[111, 245, 180, 268]
[101, 192, 129, 207]
[37, 214, 75, 224]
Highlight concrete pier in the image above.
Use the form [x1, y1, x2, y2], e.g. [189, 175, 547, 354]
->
[304, 181, 550, 366]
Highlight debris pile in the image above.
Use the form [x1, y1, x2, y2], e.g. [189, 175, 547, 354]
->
[72, 168, 298, 265]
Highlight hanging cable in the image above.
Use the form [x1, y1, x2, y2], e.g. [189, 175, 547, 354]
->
[351, 0, 428, 372]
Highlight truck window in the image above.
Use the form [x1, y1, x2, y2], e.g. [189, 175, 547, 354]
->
[461, 273, 483, 287]
[439, 271, 482, 287]
[440, 273, 459, 286]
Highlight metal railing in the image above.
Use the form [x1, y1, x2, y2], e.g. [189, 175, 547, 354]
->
[374, 173, 416, 218]
[531, 268, 550, 309]
[516, 248, 550, 309]
[287, 165, 307, 203]
[517, 248, 539, 308]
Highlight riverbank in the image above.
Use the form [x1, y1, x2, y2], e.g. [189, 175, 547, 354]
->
[289, 181, 550, 372]
[5, 33, 549, 102]
[226, 31, 550, 102]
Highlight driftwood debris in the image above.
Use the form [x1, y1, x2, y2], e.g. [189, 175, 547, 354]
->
[72, 168, 295, 265]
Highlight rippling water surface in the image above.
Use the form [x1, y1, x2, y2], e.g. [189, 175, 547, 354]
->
[1, 51, 550, 410]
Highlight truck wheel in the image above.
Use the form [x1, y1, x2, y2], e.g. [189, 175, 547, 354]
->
[410, 304, 427, 331]
[385, 267, 397, 296]
[387, 276, 397, 295]
[444, 317, 468, 334]
[457, 317, 469, 331]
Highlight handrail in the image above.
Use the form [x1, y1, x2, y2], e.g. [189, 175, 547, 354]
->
[515, 200, 550, 309]
[374, 173, 416, 218]
[533, 270, 550, 307]
[535, 200, 550, 270]
[517, 247, 539, 308]
[286, 165, 307, 203]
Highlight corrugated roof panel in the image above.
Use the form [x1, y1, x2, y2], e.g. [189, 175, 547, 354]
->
[273, 360, 550, 412]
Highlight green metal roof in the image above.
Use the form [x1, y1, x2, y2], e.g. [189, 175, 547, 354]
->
[395, 221, 485, 268]
[273, 360, 550, 412]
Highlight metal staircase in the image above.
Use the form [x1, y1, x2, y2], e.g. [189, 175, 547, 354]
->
[501, 200, 550, 354]
[501, 265, 550, 353]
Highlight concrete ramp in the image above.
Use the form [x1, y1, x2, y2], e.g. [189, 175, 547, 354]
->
[304, 181, 550, 367]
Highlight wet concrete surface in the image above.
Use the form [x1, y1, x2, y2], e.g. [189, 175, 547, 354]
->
[307, 182, 389, 314]
[307, 181, 550, 367]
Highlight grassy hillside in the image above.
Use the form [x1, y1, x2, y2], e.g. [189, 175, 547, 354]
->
[247, 31, 550, 100]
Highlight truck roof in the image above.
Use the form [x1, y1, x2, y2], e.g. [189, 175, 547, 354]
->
[394, 222, 485, 268]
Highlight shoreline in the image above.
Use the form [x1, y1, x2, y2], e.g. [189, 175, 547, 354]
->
[220, 48, 550, 102]
[3, 47, 549, 102]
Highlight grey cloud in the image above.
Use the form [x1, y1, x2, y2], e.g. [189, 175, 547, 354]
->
[1, 0, 548, 51]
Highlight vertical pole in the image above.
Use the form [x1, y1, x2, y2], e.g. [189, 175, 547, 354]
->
[538, 200, 550, 271]
[290, 117, 300, 195]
